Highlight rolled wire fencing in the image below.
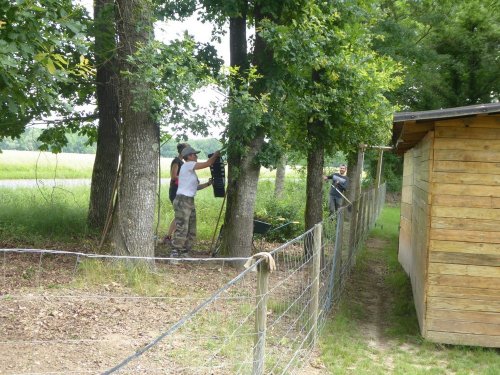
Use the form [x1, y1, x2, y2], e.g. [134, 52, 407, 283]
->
[0, 184, 386, 374]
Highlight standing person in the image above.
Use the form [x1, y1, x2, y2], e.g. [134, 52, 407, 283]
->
[171, 147, 220, 257]
[323, 164, 349, 215]
[162, 142, 189, 244]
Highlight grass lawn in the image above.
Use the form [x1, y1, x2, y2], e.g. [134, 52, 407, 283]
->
[0, 150, 304, 180]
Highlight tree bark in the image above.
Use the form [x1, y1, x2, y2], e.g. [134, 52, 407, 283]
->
[110, 0, 158, 257]
[219, 3, 252, 259]
[223, 137, 264, 259]
[274, 155, 286, 198]
[305, 148, 324, 231]
[87, 0, 120, 231]
[346, 151, 357, 205]
[230, 12, 248, 70]
[221, 1, 271, 260]
[305, 68, 326, 232]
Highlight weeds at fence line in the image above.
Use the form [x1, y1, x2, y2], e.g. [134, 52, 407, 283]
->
[0, 184, 386, 374]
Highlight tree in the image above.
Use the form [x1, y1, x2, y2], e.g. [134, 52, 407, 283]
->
[0, 0, 92, 141]
[374, 0, 499, 110]
[155, 0, 281, 259]
[427, 0, 499, 106]
[220, 0, 291, 259]
[274, 155, 286, 198]
[87, 0, 121, 231]
[108, 1, 222, 257]
[109, 0, 158, 257]
[260, 1, 401, 229]
[371, 0, 499, 189]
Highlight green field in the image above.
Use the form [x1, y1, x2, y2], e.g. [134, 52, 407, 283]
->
[0, 150, 208, 179]
[0, 151, 308, 249]
[0, 150, 301, 180]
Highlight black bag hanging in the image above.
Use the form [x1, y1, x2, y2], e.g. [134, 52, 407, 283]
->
[208, 153, 225, 198]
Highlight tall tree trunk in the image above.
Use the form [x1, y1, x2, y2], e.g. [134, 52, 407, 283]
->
[305, 69, 326, 232]
[274, 155, 286, 198]
[219, 4, 252, 259]
[110, 0, 157, 257]
[305, 148, 324, 231]
[221, 1, 272, 260]
[229, 13, 248, 70]
[88, 0, 120, 231]
[224, 137, 264, 258]
[346, 151, 357, 205]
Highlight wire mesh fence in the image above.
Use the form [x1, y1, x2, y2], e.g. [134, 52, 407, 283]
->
[0, 183, 386, 374]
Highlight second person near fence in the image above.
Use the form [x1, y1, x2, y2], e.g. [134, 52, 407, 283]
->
[324, 164, 349, 215]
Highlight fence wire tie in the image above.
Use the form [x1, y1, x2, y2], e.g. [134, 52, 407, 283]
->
[243, 252, 276, 272]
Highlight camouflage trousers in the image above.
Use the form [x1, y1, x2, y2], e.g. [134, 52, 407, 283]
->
[172, 194, 197, 252]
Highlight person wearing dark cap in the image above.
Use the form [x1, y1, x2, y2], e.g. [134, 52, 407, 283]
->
[171, 147, 221, 257]
[162, 143, 189, 245]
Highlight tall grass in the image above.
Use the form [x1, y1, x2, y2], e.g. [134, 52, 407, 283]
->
[320, 206, 500, 374]
[0, 177, 307, 247]
[0, 150, 302, 180]
[0, 186, 92, 244]
[0, 150, 95, 179]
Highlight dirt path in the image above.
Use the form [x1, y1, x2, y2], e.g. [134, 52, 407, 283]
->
[299, 236, 399, 374]
[350, 237, 397, 369]
[320, 232, 432, 375]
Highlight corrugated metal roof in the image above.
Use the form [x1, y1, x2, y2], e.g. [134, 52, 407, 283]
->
[391, 103, 500, 154]
[393, 103, 500, 123]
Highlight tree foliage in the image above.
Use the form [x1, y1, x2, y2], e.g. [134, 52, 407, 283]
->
[371, 0, 499, 191]
[260, 1, 402, 159]
[375, 0, 500, 110]
[0, 0, 93, 141]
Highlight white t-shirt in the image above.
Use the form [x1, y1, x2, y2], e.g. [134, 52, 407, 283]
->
[176, 161, 199, 197]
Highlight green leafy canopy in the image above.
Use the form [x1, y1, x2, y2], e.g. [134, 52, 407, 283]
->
[0, 0, 93, 142]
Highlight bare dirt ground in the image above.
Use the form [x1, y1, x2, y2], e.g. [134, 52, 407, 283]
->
[0, 244, 328, 375]
[0, 252, 243, 374]
[0, 233, 403, 375]
[349, 237, 396, 367]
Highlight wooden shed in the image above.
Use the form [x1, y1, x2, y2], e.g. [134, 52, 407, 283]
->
[392, 103, 500, 347]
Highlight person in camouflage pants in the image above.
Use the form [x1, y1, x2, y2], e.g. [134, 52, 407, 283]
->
[171, 147, 220, 257]
[172, 195, 197, 255]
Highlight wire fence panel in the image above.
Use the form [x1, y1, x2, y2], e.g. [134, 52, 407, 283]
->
[0, 184, 386, 374]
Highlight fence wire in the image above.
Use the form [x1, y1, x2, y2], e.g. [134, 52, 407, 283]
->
[0, 184, 386, 374]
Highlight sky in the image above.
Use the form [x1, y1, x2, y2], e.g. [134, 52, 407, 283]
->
[155, 17, 229, 139]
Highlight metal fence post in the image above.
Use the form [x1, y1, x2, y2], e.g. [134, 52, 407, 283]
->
[308, 223, 322, 346]
[253, 259, 270, 375]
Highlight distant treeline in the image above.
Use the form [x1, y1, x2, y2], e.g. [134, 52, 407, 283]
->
[162, 138, 222, 159]
[0, 128, 222, 158]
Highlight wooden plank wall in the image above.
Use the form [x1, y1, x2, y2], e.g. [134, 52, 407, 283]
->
[398, 149, 414, 275]
[399, 132, 433, 332]
[427, 115, 500, 347]
[410, 132, 433, 332]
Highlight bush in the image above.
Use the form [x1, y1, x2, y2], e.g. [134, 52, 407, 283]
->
[255, 180, 305, 242]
